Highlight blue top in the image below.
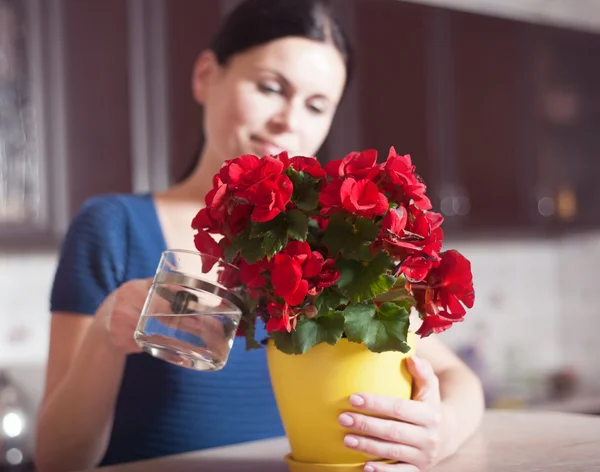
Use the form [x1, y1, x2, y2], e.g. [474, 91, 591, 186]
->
[50, 194, 284, 466]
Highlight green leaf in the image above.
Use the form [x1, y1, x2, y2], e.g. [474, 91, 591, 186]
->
[343, 301, 411, 353]
[271, 313, 345, 354]
[286, 209, 309, 242]
[250, 213, 285, 239]
[224, 236, 243, 263]
[247, 210, 308, 258]
[314, 288, 349, 316]
[336, 252, 397, 302]
[287, 168, 320, 212]
[225, 225, 265, 263]
[323, 214, 379, 259]
[355, 217, 380, 241]
[247, 214, 287, 260]
[241, 241, 268, 264]
[372, 279, 417, 305]
[261, 230, 287, 259]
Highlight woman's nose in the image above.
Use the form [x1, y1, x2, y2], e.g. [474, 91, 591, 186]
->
[268, 100, 301, 134]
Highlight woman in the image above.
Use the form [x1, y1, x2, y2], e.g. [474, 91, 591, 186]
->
[35, 1, 484, 471]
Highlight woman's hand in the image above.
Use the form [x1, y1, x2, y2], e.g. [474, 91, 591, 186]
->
[338, 356, 444, 472]
[92, 279, 154, 355]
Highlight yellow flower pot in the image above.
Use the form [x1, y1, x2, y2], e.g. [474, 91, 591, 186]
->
[266, 334, 415, 472]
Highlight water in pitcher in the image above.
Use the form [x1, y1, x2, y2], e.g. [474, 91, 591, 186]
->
[134, 281, 242, 371]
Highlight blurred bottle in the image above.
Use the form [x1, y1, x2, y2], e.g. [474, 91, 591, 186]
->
[0, 370, 33, 471]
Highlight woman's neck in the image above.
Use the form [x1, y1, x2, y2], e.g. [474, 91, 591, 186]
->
[159, 148, 223, 204]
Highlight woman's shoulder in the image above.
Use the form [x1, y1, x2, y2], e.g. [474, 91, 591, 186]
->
[76, 192, 153, 219]
[50, 193, 161, 313]
[59, 192, 159, 265]
[68, 193, 156, 237]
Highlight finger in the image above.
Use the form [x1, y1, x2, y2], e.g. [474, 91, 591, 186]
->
[364, 462, 419, 472]
[134, 278, 154, 295]
[343, 434, 424, 466]
[338, 412, 428, 449]
[349, 394, 439, 428]
[406, 357, 441, 404]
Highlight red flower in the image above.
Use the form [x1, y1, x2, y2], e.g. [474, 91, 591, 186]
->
[319, 179, 344, 215]
[416, 314, 454, 337]
[382, 207, 444, 261]
[220, 154, 289, 203]
[312, 215, 329, 231]
[380, 207, 408, 240]
[326, 150, 381, 181]
[290, 156, 326, 179]
[340, 178, 388, 218]
[325, 159, 343, 178]
[277, 241, 338, 298]
[383, 148, 432, 210]
[222, 154, 261, 189]
[410, 211, 444, 259]
[252, 156, 286, 184]
[249, 174, 293, 222]
[191, 207, 220, 234]
[400, 255, 434, 282]
[427, 250, 475, 316]
[270, 254, 309, 306]
[217, 264, 240, 289]
[266, 302, 295, 333]
[228, 204, 253, 237]
[308, 259, 340, 295]
[409, 249, 474, 322]
[191, 147, 476, 346]
[284, 241, 312, 264]
[205, 180, 230, 218]
[193, 230, 223, 271]
[303, 252, 324, 278]
[273, 150, 291, 169]
[239, 259, 268, 288]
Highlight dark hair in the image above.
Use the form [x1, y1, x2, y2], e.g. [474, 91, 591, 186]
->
[211, 0, 352, 84]
[178, 0, 353, 183]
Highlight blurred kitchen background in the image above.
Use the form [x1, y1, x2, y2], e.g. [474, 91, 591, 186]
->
[1, 0, 600, 469]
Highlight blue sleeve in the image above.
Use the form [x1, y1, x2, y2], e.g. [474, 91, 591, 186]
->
[50, 196, 129, 315]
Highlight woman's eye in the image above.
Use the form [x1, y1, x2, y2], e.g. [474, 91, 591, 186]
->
[308, 102, 326, 115]
[258, 82, 282, 94]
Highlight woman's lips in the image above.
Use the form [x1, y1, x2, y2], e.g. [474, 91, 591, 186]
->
[251, 136, 286, 156]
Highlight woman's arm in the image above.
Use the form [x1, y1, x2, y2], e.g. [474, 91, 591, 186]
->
[416, 335, 485, 461]
[338, 335, 484, 471]
[34, 312, 126, 472]
[35, 278, 150, 472]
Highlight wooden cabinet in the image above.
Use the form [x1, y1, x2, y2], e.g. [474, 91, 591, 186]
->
[3, 0, 600, 249]
[353, 0, 431, 183]
[352, 2, 600, 237]
[0, 0, 133, 249]
[528, 24, 600, 232]
[0, 0, 222, 249]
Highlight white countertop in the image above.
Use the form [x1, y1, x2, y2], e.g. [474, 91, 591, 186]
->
[88, 410, 600, 472]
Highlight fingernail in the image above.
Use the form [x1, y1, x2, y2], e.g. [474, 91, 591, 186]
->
[364, 466, 375, 472]
[411, 356, 422, 368]
[344, 435, 359, 447]
[338, 413, 354, 427]
[349, 394, 365, 406]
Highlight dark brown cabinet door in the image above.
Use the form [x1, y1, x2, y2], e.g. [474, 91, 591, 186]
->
[529, 24, 600, 232]
[351, 0, 433, 189]
[444, 10, 534, 234]
[61, 0, 133, 214]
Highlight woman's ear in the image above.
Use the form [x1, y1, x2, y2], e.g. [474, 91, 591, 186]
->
[192, 50, 219, 104]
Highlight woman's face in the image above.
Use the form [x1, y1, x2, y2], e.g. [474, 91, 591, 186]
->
[194, 36, 347, 161]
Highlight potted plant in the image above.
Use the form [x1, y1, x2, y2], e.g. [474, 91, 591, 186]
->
[192, 148, 474, 471]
